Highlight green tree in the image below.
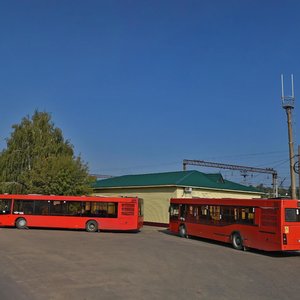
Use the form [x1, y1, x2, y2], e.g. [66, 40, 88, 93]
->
[0, 110, 93, 195]
[255, 183, 290, 198]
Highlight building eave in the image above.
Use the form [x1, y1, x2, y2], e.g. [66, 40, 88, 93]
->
[93, 184, 262, 195]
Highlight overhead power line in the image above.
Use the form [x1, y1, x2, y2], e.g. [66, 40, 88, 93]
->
[183, 159, 278, 197]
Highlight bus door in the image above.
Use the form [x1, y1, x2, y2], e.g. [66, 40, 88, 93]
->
[0, 199, 12, 226]
[169, 203, 180, 232]
[179, 204, 187, 221]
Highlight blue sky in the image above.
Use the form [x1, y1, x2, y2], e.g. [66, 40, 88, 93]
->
[0, 0, 299, 188]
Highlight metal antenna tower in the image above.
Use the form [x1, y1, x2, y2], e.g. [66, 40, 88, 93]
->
[281, 74, 297, 199]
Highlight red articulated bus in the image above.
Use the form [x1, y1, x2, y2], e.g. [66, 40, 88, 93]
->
[0, 194, 143, 232]
[169, 197, 300, 251]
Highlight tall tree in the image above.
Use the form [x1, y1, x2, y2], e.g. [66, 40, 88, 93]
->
[0, 111, 93, 195]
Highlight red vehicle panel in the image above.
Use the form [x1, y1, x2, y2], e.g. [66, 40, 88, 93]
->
[0, 194, 143, 232]
[169, 197, 300, 251]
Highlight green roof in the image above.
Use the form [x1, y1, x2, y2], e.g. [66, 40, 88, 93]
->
[92, 170, 260, 194]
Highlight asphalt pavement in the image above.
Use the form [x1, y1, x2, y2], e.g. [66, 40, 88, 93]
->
[0, 226, 300, 299]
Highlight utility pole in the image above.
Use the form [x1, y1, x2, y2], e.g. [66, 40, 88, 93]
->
[298, 145, 300, 198]
[281, 74, 297, 199]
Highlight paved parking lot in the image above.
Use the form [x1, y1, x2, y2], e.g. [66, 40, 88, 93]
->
[0, 226, 300, 300]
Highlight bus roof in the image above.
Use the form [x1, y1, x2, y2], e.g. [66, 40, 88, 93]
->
[170, 197, 300, 208]
[0, 194, 138, 202]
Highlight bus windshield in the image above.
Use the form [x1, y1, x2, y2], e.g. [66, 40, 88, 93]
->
[0, 199, 11, 214]
[285, 208, 300, 222]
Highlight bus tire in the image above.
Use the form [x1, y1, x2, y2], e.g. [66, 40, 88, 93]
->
[231, 232, 243, 250]
[16, 218, 27, 229]
[179, 225, 188, 238]
[86, 220, 98, 232]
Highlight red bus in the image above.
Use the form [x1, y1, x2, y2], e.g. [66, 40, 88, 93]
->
[0, 194, 143, 232]
[169, 197, 300, 251]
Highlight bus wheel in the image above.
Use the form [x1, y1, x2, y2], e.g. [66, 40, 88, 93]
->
[16, 218, 27, 229]
[179, 225, 188, 238]
[86, 220, 98, 232]
[231, 232, 243, 250]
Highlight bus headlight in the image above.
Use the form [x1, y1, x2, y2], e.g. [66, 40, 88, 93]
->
[284, 226, 289, 234]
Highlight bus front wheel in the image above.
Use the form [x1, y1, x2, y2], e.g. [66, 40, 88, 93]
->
[86, 220, 98, 232]
[16, 218, 27, 229]
[179, 225, 188, 238]
[231, 232, 243, 250]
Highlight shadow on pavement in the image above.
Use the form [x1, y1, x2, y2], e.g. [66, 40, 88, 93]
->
[158, 228, 300, 258]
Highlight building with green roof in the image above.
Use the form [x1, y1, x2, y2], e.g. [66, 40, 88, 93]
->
[92, 170, 262, 226]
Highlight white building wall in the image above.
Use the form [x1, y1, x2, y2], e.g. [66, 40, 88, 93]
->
[94, 187, 177, 225]
[94, 186, 262, 225]
[176, 187, 262, 199]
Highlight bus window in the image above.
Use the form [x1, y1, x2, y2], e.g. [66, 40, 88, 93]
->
[179, 204, 187, 220]
[0, 199, 11, 214]
[285, 208, 300, 222]
[107, 203, 118, 218]
[199, 205, 209, 223]
[50, 201, 68, 215]
[14, 200, 34, 215]
[90, 202, 118, 218]
[91, 202, 107, 217]
[81, 201, 92, 216]
[67, 202, 82, 216]
[34, 201, 50, 215]
[210, 206, 221, 223]
[169, 204, 179, 220]
[234, 207, 255, 225]
[220, 206, 235, 224]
